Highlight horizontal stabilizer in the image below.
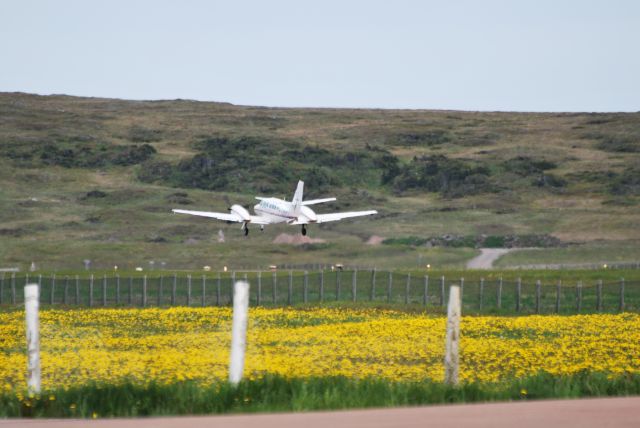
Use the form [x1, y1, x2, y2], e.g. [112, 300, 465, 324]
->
[301, 197, 337, 206]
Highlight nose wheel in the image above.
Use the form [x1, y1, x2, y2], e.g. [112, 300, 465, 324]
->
[242, 222, 249, 236]
[301, 225, 307, 236]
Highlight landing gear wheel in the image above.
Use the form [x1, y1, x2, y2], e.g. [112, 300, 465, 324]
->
[244, 226, 249, 236]
[301, 225, 307, 236]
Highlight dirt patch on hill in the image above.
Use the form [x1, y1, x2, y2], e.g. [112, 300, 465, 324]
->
[273, 233, 326, 245]
[366, 235, 385, 245]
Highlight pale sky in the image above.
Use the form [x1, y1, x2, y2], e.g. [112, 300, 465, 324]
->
[1, 0, 639, 111]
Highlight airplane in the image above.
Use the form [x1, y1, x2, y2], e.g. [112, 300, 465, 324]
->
[172, 180, 377, 236]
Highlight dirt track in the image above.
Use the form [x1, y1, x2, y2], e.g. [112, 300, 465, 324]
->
[2, 396, 639, 428]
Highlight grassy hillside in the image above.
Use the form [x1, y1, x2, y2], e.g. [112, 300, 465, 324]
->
[0, 92, 639, 270]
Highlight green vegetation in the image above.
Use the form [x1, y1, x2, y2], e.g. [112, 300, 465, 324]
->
[1, 93, 640, 270]
[139, 136, 391, 195]
[2, 372, 639, 417]
[382, 234, 562, 248]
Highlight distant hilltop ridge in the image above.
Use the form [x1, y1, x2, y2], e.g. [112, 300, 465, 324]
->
[1, 91, 638, 200]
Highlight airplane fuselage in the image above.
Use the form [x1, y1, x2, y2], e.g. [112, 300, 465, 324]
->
[253, 198, 296, 223]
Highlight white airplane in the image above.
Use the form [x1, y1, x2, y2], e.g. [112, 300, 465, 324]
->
[172, 180, 377, 236]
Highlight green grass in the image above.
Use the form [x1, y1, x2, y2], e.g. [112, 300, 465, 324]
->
[496, 243, 640, 268]
[3, 372, 639, 418]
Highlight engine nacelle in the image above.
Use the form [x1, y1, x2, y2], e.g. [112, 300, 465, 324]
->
[230, 204, 251, 221]
[300, 206, 317, 222]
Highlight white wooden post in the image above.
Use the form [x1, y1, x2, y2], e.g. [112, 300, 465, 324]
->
[229, 280, 250, 386]
[25, 284, 41, 394]
[444, 285, 461, 386]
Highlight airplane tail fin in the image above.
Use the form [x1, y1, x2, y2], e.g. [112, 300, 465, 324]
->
[292, 180, 304, 213]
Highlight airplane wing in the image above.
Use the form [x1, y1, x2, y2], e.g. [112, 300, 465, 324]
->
[291, 210, 378, 224]
[250, 215, 272, 225]
[315, 210, 377, 223]
[172, 209, 241, 222]
[172, 209, 272, 225]
[301, 198, 337, 205]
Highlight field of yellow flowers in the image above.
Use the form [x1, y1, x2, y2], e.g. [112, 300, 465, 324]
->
[1, 307, 639, 392]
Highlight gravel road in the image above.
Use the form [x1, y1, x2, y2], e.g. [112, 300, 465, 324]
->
[466, 248, 513, 269]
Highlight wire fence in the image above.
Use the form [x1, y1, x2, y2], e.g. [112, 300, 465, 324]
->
[0, 271, 638, 314]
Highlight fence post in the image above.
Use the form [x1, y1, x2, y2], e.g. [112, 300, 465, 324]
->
[535, 280, 541, 314]
[479, 278, 484, 311]
[11, 273, 16, 304]
[319, 270, 324, 302]
[89, 274, 94, 307]
[50, 274, 56, 305]
[423, 275, 429, 307]
[596, 280, 603, 312]
[619, 278, 625, 312]
[128, 276, 133, 306]
[229, 280, 250, 386]
[460, 277, 464, 304]
[158, 275, 164, 306]
[24, 284, 41, 394]
[115, 274, 120, 305]
[555, 280, 561, 313]
[370, 269, 376, 301]
[387, 271, 393, 303]
[217, 273, 222, 306]
[231, 272, 237, 304]
[576, 281, 582, 312]
[102, 275, 107, 307]
[304, 271, 309, 304]
[336, 270, 341, 301]
[75, 275, 80, 305]
[272, 271, 277, 304]
[440, 275, 445, 307]
[172, 274, 177, 306]
[497, 277, 502, 310]
[444, 285, 461, 386]
[515, 277, 521, 312]
[63, 276, 69, 305]
[405, 273, 411, 304]
[201, 275, 206, 307]
[143, 275, 148, 307]
[257, 271, 262, 306]
[288, 271, 293, 305]
[187, 274, 192, 306]
[352, 270, 357, 302]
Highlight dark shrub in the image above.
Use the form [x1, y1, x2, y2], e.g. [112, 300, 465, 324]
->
[85, 190, 107, 199]
[533, 173, 567, 188]
[392, 155, 493, 197]
[609, 166, 640, 195]
[595, 137, 639, 153]
[503, 156, 557, 176]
